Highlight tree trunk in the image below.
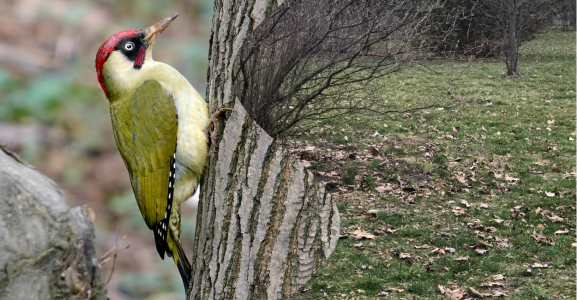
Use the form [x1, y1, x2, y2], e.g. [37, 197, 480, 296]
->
[507, 0, 519, 76]
[0, 145, 106, 300]
[187, 0, 340, 299]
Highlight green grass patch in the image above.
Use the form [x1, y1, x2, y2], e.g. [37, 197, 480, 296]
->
[295, 30, 576, 300]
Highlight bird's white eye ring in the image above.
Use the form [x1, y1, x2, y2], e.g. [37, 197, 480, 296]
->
[124, 42, 135, 51]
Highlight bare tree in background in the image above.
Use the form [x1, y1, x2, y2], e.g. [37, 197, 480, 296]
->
[475, 0, 560, 76]
[426, 0, 563, 76]
[558, 0, 576, 31]
[234, 0, 454, 138]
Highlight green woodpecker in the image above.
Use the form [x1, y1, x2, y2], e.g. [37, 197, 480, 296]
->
[95, 13, 207, 291]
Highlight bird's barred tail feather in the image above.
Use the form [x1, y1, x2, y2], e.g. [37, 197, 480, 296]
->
[167, 229, 192, 294]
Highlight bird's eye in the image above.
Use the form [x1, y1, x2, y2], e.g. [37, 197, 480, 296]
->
[124, 42, 135, 51]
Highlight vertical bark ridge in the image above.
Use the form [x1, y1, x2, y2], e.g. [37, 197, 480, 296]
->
[192, 0, 340, 297]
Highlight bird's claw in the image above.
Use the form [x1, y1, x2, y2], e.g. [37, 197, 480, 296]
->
[204, 101, 235, 142]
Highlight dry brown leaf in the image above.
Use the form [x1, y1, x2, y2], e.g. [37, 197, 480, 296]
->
[438, 285, 465, 300]
[375, 184, 393, 193]
[452, 206, 466, 216]
[492, 274, 505, 281]
[474, 249, 489, 255]
[533, 160, 550, 166]
[554, 229, 569, 235]
[547, 214, 564, 222]
[545, 191, 555, 197]
[399, 253, 413, 260]
[469, 287, 491, 298]
[531, 262, 549, 268]
[369, 145, 380, 156]
[535, 207, 564, 222]
[532, 230, 555, 245]
[505, 174, 520, 183]
[384, 287, 405, 293]
[374, 225, 396, 235]
[455, 174, 468, 185]
[480, 203, 489, 209]
[480, 282, 504, 287]
[485, 226, 497, 233]
[431, 248, 446, 255]
[353, 242, 364, 248]
[415, 244, 430, 249]
[454, 256, 469, 261]
[353, 229, 376, 240]
[491, 290, 508, 297]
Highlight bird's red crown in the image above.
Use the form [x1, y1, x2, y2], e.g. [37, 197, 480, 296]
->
[95, 29, 140, 98]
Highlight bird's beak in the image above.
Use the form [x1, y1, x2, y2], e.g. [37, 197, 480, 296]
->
[143, 13, 179, 46]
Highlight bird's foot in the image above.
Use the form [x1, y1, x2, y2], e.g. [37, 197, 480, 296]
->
[204, 101, 235, 142]
[169, 202, 181, 241]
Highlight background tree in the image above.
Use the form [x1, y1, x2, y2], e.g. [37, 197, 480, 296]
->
[426, 0, 563, 75]
[558, 0, 576, 31]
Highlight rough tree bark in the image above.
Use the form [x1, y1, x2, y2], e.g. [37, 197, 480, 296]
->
[188, 0, 340, 299]
[507, 0, 519, 76]
[0, 145, 106, 300]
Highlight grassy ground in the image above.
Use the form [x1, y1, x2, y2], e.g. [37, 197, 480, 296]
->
[292, 30, 576, 300]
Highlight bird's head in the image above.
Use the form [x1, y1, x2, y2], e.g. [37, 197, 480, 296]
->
[95, 13, 178, 98]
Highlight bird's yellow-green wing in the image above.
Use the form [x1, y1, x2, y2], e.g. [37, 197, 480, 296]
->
[109, 80, 177, 236]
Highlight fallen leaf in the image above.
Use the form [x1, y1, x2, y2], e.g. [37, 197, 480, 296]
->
[480, 203, 489, 209]
[455, 174, 468, 185]
[532, 230, 555, 245]
[399, 253, 412, 259]
[530, 262, 549, 268]
[369, 145, 380, 156]
[535, 207, 564, 222]
[452, 206, 466, 216]
[469, 287, 491, 298]
[353, 242, 364, 248]
[474, 249, 489, 255]
[438, 285, 464, 300]
[454, 256, 469, 261]
[545, 191, 555, 197]
[554, 229, 569, 235]
[431, 248, 446, 255]
[353, 229, 376, 240]
[480, 282, 504, 287]
[492, 274, 505, 281]
[491, 290, 508, 297]
[415, 244, 430, 249]
[374, 225, 396, 235]
[375, 184, 393, 193]
[384, 287, 405, 293]
[505, 174, 520, 183]
[547, 214, 564, 222]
